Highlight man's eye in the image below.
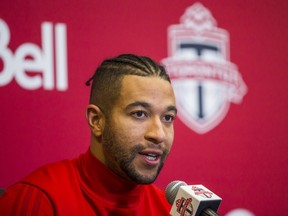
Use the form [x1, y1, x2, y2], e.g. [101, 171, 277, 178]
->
[163, 115, 175, 122]
[132, 111, 147, 119]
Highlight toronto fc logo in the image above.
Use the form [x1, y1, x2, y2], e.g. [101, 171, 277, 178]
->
[191, 185, 213, 198]
[176, 197, 193, 216]
[162, 2, 247, 134]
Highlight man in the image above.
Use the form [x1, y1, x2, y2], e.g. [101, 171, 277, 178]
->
[0, 54, 177, 215]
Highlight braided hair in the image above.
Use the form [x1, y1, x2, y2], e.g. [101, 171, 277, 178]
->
[86, 54, 171, 115]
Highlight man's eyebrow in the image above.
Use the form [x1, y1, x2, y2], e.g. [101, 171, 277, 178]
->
[125, 102, 177, 114]
[125, 102, 150, 110]
[167, 105, 177, 114]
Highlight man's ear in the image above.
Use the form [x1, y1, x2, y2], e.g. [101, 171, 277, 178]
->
[86, 104, 105, 136]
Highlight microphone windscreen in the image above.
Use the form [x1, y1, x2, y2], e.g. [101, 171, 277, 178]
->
[165, 180, 187, 205]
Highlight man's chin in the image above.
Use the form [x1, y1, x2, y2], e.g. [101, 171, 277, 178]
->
[129, 170, 160, 184]
[135, 163, 165, 184]
[134, 177, 157, 185]
[120, 158, 164, 184]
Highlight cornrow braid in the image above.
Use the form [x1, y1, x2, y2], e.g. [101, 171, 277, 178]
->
[86, 54, 171, 115]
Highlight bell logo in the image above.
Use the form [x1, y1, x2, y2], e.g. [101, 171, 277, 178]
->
[162, 3, 247, 134]
[0, 18, 68, 91]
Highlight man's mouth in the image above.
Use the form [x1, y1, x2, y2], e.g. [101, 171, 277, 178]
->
[144, 153, 158, 161]
[139, 151, 162, 165]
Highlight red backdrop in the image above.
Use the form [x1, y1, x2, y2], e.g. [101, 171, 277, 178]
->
[1, 1, 288, 215]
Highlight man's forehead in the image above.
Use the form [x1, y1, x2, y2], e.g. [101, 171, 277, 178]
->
[120, 75, 173, 95]
[121, 75, 170, 87]
[118, 75, 176, 110]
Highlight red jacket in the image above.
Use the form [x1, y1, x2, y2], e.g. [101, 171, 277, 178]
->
[0, 150, 171, 215]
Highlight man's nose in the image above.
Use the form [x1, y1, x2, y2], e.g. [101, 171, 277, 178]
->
[144, 117, 165, 144]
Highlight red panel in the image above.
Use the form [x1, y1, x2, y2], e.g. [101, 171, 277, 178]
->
[1, 0, 288, 215]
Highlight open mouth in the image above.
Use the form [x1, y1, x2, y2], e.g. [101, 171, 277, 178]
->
[139, 152, 161, 165]
[144, 153, 158, 161]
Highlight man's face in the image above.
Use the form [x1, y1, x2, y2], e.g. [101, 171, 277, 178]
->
[102, 75, 177, 184]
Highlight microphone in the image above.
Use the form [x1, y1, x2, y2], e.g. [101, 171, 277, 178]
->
[165, 181, 222, 216]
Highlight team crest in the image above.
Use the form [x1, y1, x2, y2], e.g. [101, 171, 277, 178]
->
[176, 197, 193, 216]
[162, 2, 247, 134]
[191, 185, 213, 198]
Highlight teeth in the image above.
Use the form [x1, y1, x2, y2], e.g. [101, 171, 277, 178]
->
[145, 154, 157, 161]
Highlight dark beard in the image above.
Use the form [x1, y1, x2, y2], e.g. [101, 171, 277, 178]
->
[102, 121, 167, 184]
[119, 145, 166, 184]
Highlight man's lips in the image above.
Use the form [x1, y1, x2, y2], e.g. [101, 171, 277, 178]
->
[138, 150, 162, 165]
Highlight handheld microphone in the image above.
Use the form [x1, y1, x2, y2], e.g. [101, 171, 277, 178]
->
[165, 181, 222, 216]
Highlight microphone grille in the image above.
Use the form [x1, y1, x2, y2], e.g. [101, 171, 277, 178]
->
[165, 180, 187, 205]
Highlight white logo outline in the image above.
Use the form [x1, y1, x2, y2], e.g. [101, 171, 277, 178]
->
[162, 2, 247, 134]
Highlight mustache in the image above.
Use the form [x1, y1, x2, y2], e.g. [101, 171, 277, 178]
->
[131, 143, 170, 158]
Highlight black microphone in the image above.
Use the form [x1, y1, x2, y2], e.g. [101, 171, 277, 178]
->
[165, 181, 222, 216]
